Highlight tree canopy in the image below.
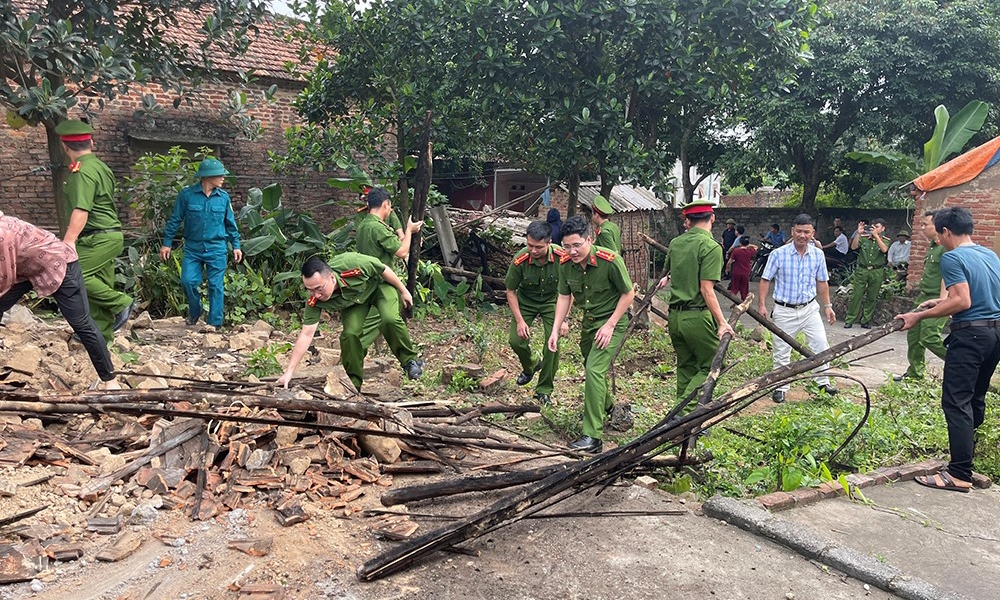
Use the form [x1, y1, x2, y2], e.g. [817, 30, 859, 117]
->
[285, 0, 818, 213]
[729, 0, 1000, 209]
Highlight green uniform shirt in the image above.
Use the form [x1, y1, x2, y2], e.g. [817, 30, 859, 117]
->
[918, 241, 945, 297]
[64, 154, 121, 230]
[302, 253, 386, 325]
[504, 244, 564, 311]
[557, 245, 632, 319]
[595, 220, 622, 253]
[856, 234, 890, 267]
[664, 227, 722, 309]
[356, 213, 401, 267]
[387, 211, 402, 232]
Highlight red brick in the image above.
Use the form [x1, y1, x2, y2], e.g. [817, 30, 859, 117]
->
[788, 487, 823, 507]
[757, 491, 795, 511]
[816, 481, 844, 499]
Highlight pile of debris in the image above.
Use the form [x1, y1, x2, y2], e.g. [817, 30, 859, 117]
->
[0, 313, 544, 587]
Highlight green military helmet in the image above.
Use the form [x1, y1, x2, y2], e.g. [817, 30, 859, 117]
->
[592, 194, 614, 216]
[897, 230, 910, 238]
[54, 120, 94, 140]
[196, 158, 230, 178]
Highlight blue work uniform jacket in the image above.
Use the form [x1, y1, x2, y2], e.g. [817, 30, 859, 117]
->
[162, 183, 241, 252]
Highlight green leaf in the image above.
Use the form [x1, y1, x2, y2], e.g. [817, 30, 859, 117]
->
[261, 183, 283, 211]
[939, 100, 990, 166]
[745, 468, 768, 485]
[240, 235, 276, 256]
[922, 105, 949, 172]
[273, 270, 301, 283]
[284, 241, 315, 256]
[781, 467, 803, 491]
[246, 187, 263, 209]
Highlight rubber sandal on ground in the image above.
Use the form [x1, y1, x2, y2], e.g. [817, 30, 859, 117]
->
[914, 472, 971, 493]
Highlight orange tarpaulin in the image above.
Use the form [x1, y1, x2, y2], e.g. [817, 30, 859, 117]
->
[913, 136, 1000, 193]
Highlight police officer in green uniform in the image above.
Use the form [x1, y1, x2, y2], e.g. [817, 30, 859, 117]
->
[656, 200, 734, 407]
[56, 120, 134, 342]
[354, 187, 424, 379]
[275, 254, 415, 390]
[845, 218, 889, 328]
[548, 216, 635, 453]
[358, 198, 403, 351]
[590, 194, 622, 253]
[895, 210, 948, 380]
[506, 220, 568, 405]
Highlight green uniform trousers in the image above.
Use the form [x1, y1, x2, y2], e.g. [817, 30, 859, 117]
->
[846, 267, 884, 325]
[360, 307, 383, 351]
[668, 309, 718, 409]
[340, 283, 418, 388]
[359, 290, 408, 361]
[579, 316, 628, 440]
[76, 232, 131, 342]
[508, 305, 558, 395]
[905, 293, 948, 378]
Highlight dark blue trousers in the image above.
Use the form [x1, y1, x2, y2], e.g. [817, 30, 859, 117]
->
[941, 326, 1000, 482]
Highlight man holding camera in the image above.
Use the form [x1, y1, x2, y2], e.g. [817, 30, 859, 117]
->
[844, 218, 889, 328]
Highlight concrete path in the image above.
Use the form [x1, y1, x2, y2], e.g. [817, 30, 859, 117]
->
[709, 281, 999, 600]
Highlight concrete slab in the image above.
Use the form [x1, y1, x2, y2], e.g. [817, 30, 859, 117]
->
[780, 481, 1000, 600]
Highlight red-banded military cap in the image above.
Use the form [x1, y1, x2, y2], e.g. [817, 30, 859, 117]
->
[54, 120, 94, 142]
[680, 200, 716, 216]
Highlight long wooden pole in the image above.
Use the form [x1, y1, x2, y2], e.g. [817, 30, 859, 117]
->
[639, 232, 815, 359]
[356, 320, 902, 580]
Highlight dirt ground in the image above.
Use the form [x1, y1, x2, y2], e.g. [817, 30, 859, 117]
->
[0, 296, 915, 600]
[4, 476, 898, 600]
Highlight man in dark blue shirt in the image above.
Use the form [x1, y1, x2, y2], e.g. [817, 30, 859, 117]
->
[764, 223, 786, 246]
[896, 206, 1000, 493]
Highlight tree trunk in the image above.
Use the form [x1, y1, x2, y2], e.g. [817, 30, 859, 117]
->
[799, 160, 821, 212]
[406, 111, 433, 295]
[47, 124, 70, 233]
[599, 178, 613, 200]
[567, 167, 580, 218]
[395, 111, 410, 220]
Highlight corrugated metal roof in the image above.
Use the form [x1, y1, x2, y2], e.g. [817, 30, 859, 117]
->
[572, 182, 669, 213]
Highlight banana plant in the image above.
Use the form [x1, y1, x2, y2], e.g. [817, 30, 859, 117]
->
[846, 100, 990, 202]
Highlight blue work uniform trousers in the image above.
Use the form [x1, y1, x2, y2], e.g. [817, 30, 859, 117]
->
[181, 241, 228, 327]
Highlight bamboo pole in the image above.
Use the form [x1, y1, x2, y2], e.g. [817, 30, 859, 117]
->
[356, 320, 903, 580]
[713, 283, 815, 358]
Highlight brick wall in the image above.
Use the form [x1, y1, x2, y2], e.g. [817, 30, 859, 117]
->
[910, 167, 1000, 289]
[0, 81, 356, 233]
[539, 191, 919, 286]
[720, 190, 792, 208]
[694, 208, 914, 248]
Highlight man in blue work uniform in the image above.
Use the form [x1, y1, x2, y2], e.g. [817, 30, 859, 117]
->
[160, 158, 243, 328]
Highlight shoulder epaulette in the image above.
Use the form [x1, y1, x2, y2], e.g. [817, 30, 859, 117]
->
[596, 249, 617, 262]
[513, 252, 530, 266]
[341, 268, 362, 278]
[559, 253, 573, 264]
[552, 246, 567, 257]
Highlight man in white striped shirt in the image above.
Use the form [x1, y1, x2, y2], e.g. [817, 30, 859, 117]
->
[757, 214, 838, 403]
